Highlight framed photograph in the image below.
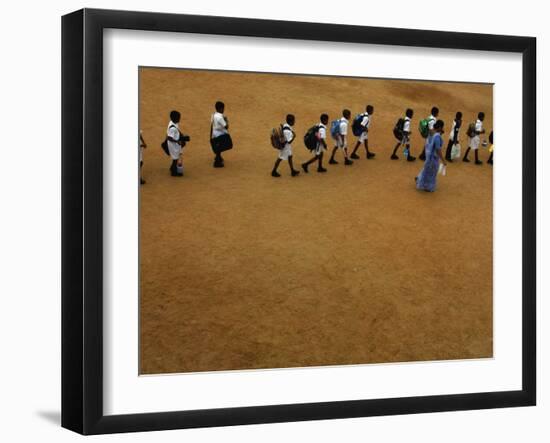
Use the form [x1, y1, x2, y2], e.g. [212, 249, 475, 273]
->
[62, 8, 536, 435]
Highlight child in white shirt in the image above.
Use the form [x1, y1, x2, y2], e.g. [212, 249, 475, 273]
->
[463, 112, 486, 165]
[419, 106, 439, 161]
[271, 114, 300, 177]
[391, 108, 416, 161]
[210, 101, 230, 168]
[166, 110, 184, 177]
[351, 105, 376, 159]
[445, 111, 462, 162]
[301, 113, 329, 173]
[329, 109, 353, 166]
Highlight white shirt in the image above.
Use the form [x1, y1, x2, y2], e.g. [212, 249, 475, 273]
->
[166, 121, 182, 160]
[428, 114, 436, 130]
[339, 117, 349, 136]
[211, 112, 228, 138]
[318, 123, 327, 140]
[475, 119, 483, 135]
[361, 113, 371, 131]
[449, 119, 460, 141]
[282, 123, 294, 145]
[403, 116, 411, 133]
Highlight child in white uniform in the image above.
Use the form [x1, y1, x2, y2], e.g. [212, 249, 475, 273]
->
[463, 112, 486, 165]
[391, 108, 416, 161]
[419, 106, 439, 160]
[210, 101, 229, 168]
[301, 113, 329, 173]
[271, 114, 300, 177]
[329, 109, 353, 166]
[445, 111, 462, 162]
[166, 110, 184, 177]
[351, 105, 376, 159]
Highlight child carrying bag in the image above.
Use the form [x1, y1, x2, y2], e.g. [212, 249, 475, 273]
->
[210, 118, 233, 154]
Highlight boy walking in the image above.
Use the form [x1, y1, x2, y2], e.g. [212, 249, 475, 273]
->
[210, 101, 231, 168]
[302, 113, 329, 173]
[445, 111, 462, 162]
[419, 107, 439, 161]
[166, 110, 184, 177]
[329, 109, 353, 166]
[463, 112, 486, 165]
[350, 105, 376, 160]
[272, 114, 300, 177]
[390, 108, 416, 161]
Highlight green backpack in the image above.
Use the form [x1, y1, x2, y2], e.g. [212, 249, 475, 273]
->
[418, 119, 430, 138]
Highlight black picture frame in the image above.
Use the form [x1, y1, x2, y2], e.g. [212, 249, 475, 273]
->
[62, 8, 536, 435]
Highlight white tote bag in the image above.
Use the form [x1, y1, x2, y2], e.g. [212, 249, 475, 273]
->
[450, 142, 461, 160]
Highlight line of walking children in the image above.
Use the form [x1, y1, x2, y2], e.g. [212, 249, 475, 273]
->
[143, 102, 491, 189]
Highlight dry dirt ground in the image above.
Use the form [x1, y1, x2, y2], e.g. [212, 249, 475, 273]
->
[139, 67, 493, 374]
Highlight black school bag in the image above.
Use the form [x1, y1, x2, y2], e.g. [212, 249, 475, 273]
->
[304, 125, 320, 150]
[161, 124, 188, 156]
[393, 118, 405, 141]
[161, 124, 178, 156]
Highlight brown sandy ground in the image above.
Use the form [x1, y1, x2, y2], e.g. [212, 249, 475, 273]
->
[139, 68, 493, 374]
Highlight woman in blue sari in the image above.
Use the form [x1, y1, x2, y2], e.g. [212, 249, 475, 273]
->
[416, 119, 447, 192]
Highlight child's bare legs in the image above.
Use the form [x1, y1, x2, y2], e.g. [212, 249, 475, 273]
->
[391, 141, 401, 159]
[271, 158, 282, 177]
[364, 140, 375, 159]
[329, 145, 339, 164]
[350, 141, 361, 159]
[302, 153, 326, 173]
[317, 152, 327, 172]
[301, 154, 318, 173]
[288, 155, 300, 176]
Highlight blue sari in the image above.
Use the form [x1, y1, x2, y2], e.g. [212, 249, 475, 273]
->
[416, 133, 443, 192]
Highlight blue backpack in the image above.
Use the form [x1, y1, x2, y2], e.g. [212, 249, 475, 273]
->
[330, 119, 341, 139]
[352, 114, 365, 136]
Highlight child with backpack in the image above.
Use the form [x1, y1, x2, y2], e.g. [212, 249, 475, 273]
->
[271, 114, 300, 177]
[445, 111, 462, 162]
[350, 105, 376, 160]
[418, 107, 439, 161]
[390, 108, 416, 161]
[301, 113, 329, 173]
[462, 112, 486, 165]
[165, 110, 185, 177]
[210, 101, 232, 168]
[328, 109, 354, 166]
